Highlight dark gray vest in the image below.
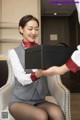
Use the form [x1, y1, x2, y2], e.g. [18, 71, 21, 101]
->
[13, 44, 50, 101]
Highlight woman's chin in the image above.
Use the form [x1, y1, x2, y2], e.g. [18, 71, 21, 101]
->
[29, 39, 35, 42]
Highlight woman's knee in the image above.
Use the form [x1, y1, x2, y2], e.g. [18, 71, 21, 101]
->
[48, 104, 65, 120]
[37, 109, 48, 120]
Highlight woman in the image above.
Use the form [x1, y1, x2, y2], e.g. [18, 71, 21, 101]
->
[8, 15, 65, 120]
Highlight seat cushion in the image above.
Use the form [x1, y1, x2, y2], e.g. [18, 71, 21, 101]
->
[45, 96, 58, 105]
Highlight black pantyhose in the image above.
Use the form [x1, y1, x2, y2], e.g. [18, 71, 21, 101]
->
[9, 101, 65, 120]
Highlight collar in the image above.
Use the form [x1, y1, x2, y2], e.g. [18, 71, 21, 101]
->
[22, 40, 39, 48]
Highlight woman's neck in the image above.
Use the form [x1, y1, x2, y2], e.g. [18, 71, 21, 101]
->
[22, 39, 39, 48]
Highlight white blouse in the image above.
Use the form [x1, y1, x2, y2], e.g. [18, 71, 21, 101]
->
[8, 49, 38, 86]
[71, 45, 80, 66]
[66, 45, 80, 72]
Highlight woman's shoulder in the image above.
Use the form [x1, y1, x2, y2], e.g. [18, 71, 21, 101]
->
[8, 49, 16, 58]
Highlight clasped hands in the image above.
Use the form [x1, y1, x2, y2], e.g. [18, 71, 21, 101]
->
[35, 64, 69, 78]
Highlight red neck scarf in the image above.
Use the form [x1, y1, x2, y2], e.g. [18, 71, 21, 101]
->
[22, 40, 39, 48]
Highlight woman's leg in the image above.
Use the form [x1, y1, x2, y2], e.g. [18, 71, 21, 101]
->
[36, 101, 65, 120]
[9, 102, 48, 120]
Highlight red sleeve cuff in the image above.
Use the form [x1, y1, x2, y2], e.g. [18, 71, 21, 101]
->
[30, 72, 39, 81]
[66, 58, 80, 73]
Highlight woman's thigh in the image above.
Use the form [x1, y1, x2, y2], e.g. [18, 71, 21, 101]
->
[9, 102, 48, 120]
[36, 101, 65, 120]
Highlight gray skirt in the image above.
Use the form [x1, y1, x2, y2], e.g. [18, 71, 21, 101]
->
[8, 94, 45, 107]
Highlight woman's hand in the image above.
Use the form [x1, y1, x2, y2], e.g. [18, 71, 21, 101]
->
[35, 64, 70, 78]
[35, 69, 44, 78]
[35, 67, 58, 78]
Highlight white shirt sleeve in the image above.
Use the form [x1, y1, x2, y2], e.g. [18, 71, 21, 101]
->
[71, 45, 80, 66]
[8, 49, 33, 86]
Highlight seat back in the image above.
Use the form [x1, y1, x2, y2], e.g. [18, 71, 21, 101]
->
[0, 59, 15, 110]
[0, 60, 8, 87]
[0, 58, 8, 87]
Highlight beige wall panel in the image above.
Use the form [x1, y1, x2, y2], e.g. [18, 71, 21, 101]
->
[2, 0, 39, 23]
[1, 42, 21, 55]
[1, 0, 41, 54]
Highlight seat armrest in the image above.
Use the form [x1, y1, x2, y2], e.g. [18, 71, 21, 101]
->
[0, 60, 14, 110]
[47, 75, 71, 120]
[0, 82, 14, 110]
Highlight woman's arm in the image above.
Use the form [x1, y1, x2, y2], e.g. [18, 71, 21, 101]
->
[8, 49, 33, 86]
[42, 45, 80, 76]
[66, 45, 80, 72]
[42, 64, 70, 76]
[8, 49, 43, 86]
